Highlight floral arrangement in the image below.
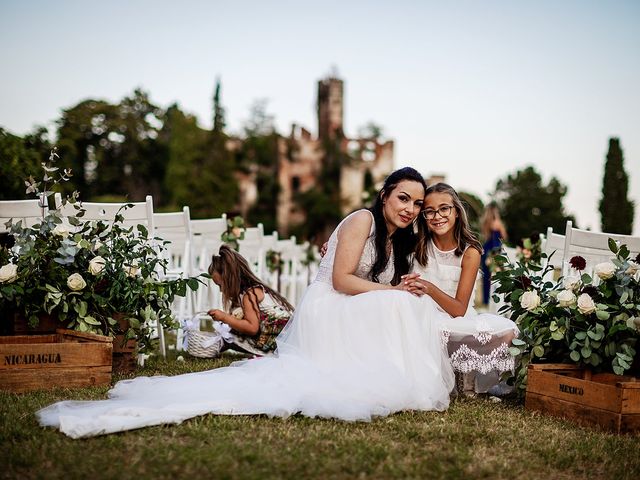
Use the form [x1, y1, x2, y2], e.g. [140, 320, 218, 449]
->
[221, 216, 246, 251]
[265, 249, 283, 274]
[0, 150, 202, 351]
[492, 240, 640, 397]
[515, 232, 542, 265]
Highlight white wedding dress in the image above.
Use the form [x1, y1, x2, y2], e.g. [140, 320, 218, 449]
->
[412, 240, 519, 391]
[37, 210, 455, 438]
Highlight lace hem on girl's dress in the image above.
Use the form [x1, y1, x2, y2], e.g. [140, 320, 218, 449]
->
[447, 343, 514, 375]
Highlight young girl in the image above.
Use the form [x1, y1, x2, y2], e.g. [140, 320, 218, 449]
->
[207, 245, 294, 355]
[404, 183, 519, 395]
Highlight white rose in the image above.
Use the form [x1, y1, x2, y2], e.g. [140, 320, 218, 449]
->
[231, 307, 244, 319]
[562, 276, 580, 291]
[0, 263, 18, 283]
[577, 293, 596, 315]
[124, 261, 139, 277]
[88, 256, 106, 275]
[519, 290, 540, 311]
[625, 262, 640, 276]
[52, 224, 70, 238]
[594, 262, 616, 280]
[557, 289, 577, 308]
[67, 273, 87, 291]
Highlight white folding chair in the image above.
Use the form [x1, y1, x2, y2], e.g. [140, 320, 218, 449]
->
[541, 226, 566, 281]
[154, 207, 196, 351]
[191, 215, 227, 314]
[277, 236, 299, 306]
[563, 220, 640, 278]
[0, 198, 48, 232]
[238, 224, 266, 280]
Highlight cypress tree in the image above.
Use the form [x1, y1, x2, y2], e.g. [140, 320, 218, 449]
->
[599, 138, 634, 234]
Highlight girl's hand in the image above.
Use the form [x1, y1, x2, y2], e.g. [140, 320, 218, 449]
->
[208, 309, 226, 323]
[404, 276, 431, 297]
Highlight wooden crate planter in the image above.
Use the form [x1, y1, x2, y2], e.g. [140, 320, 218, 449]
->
[525, 363, 640, 434]
[0, 329, 113, 393]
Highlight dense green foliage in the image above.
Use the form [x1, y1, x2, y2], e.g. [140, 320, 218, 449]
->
[493, 166, 575, 243]
[599, 137, 634, 234]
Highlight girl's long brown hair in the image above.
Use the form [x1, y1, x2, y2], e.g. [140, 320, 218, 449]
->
[208, 245, 294, 317]
[414, 183, 483, 266]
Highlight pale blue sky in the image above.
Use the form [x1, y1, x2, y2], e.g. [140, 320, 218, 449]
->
[1, 0, 639, 234]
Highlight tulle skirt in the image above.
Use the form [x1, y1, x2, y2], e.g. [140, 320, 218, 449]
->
[37, 282, 455, 438]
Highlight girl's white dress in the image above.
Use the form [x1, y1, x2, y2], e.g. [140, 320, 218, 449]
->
[37, 211, 455, 438]
[413, 240, 518, 383]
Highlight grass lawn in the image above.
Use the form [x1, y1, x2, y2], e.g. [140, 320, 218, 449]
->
[2, 354, 639, 480]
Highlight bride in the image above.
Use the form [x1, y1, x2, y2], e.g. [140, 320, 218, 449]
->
[37, 167, 455, 438]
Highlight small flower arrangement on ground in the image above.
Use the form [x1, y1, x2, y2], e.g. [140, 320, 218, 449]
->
[221, 216, 246, 251]
[492, 240, 640, 397]
[0, 150, 203, 351]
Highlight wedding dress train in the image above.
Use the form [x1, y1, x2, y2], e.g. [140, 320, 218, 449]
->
[37, 211, 455, 438]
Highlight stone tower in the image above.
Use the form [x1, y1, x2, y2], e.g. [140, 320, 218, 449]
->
[317, 77, 344, 140]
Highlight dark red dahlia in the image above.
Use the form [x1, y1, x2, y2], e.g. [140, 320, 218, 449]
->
[635, 252, 640, 264]
[581, 285, 598, 298]
[569, 255, 587, 271]
[529, 231, 540, 244]
[517, 275, 532, 290]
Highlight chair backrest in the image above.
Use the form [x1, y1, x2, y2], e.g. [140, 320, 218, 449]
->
[0, 198, 48, 231]
[190, 215, 227, 273]
[564, 220, 640, 273]
[542, 226, 566, 268]
[563, 220, 640, 275]
[154, 207, 193, 276]
[54, 193, 155, 232]
[239, 224, 265, 279]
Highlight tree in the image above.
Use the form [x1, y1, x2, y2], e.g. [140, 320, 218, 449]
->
[599, 138, 634, 234]
[212, 77, 225, 133]
[458, 190, 484, 236]
[493, 166, 575, 243]
[0, 127, 50, 200]
[161, 105, 237, 218]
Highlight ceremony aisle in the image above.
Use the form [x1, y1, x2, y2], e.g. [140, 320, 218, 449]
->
[2, 354, 639, 480]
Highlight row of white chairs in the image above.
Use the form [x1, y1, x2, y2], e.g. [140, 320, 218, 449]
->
[0, 195, 319, 357]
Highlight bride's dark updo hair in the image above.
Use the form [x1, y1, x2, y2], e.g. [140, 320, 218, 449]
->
[369, 167, 426, 285]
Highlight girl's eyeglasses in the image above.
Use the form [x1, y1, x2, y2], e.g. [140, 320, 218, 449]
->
[422, 205, 454, 220]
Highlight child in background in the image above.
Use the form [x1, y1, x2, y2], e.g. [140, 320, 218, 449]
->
[207, 245, 293, 356]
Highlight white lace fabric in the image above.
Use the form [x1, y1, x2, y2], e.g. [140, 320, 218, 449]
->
[413, 240, 519, 375]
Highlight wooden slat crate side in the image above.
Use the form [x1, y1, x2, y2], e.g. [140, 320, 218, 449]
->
[0, 366, 112, 393]
[621, 388, 640, 415]
[527, 368, 623, 413]
[0, 342, 112, 370]
[525, 392, 625, 433]
[0, 335, 58, 345]
[56, 329, 113, 344]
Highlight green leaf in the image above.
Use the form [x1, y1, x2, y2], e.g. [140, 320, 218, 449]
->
[575, 332, 587, 340]
[570, 350, 581, 362]
[581, 346, 592, 358]
[84, 316, 101, 326]
[596, 310, 610, 321]
[608, 238, 618, 254]
[580, 273, 592, 284]
[551, 330, 564, 341]
[533, 345, 544, 358]
[508, 347, 521, 357]
[511, 338, 526, 346]
[613, 365, 624, 375]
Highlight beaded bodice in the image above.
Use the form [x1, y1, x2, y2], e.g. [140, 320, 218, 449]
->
[315, 210, 394, 287]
